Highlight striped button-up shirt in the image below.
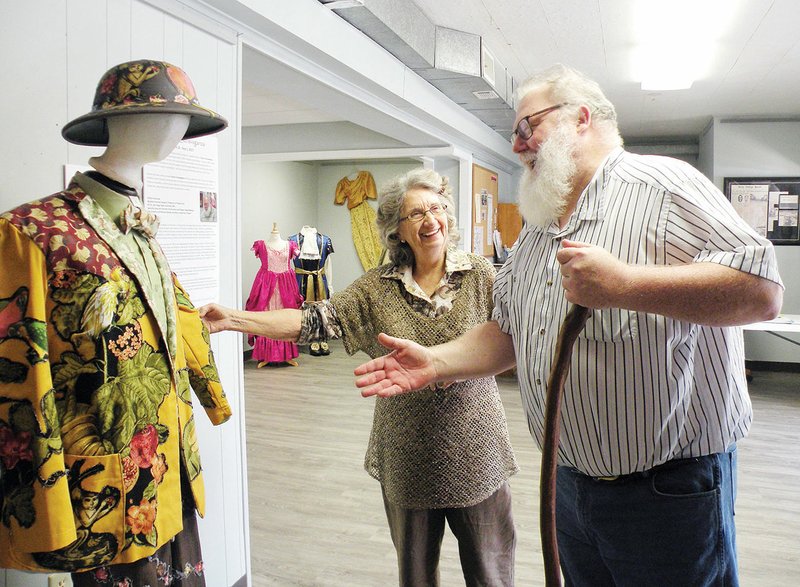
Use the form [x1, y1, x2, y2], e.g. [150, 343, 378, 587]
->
[493, 148, 783, 477]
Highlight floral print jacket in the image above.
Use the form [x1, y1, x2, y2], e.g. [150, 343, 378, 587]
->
[0, 176, 231, 572]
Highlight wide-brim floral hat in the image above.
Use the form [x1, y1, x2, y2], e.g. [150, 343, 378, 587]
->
[62, 59, 228, 146]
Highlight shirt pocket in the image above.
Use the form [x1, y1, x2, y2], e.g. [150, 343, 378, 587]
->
[579, 308, 639, 342]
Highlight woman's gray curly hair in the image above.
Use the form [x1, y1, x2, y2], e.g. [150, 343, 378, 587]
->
[376, 168, 459, 267]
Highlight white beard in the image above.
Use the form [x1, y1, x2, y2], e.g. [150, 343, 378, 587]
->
[517, 123, 578, 228]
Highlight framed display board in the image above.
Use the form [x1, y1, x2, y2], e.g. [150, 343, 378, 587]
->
[724, 177, 800, 245]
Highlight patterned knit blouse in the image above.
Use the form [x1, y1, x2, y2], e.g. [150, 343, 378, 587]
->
[321, 251, 518, 508]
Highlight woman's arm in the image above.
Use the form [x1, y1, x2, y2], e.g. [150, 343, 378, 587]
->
[198, 303, 303, 341]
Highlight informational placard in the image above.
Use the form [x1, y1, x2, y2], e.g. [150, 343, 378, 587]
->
[725, 177, 800, 245]
[143, 136, 220, 305]
[729, 183, 770, 237]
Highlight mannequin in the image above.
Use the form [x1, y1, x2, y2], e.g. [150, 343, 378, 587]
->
[246, 222, 303, 367]
[288, 226, 335, 356]
[261, 223, 297, 367]
[0, 60, 230, 584]
[290, 226, 335, 300]
[89, 113, 190, 192]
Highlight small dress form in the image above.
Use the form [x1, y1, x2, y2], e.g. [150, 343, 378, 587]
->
[288, 227, 334, 356]
[288, 227, 335, 301]
[245, 238, 303, 365]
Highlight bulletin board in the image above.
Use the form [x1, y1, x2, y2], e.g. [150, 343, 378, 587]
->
[471, 163, 499, 257]
[725, 177, 800, 245]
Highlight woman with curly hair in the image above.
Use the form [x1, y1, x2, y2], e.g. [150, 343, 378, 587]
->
[200, 168, 518, 586]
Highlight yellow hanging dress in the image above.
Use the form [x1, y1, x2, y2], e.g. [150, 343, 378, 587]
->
[334, 171, 383, 271]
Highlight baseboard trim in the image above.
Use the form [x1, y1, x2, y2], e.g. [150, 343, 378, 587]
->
[745, 360, 800, 373]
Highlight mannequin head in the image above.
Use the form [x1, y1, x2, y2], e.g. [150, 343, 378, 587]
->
[266, 222, 285, 247]
[89, 113, 190, 191]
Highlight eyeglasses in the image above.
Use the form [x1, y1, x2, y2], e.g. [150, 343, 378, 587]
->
[511, 103, 568, 143]
[400, 203, 448, 223]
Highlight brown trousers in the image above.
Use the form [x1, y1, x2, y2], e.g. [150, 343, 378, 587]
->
[382, 481, 516, 587]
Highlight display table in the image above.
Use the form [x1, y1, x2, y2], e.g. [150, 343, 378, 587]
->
[741, 315, 799, 379]
[742, 314, 800, 346]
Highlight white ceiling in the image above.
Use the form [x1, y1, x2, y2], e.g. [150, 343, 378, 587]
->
[244, 0, 800, 143]
[411, 0, 800, 140]
[242, 84, 341, 127]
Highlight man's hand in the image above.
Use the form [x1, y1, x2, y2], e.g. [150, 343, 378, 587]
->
[354, 333, 437, 398]
[556, 240, 629, 308]
[198, 303, 235, 334]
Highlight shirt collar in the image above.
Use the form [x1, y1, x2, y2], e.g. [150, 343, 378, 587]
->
[573, 146, 625, 223]
[382, 247, 473, 280]
[383, 247, 471, 304]
[74, 172, 137, 228]
[535, 146, 625, 239]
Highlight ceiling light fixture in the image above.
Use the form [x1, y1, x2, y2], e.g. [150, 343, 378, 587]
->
[634, 0, 731, 91]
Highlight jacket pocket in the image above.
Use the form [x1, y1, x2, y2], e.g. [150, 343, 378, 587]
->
[29, 452, 125, 572]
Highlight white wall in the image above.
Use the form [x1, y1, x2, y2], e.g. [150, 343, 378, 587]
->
[711, 120, 800, 184]
[698, 121, 715, 180]
[0, 2, 248, 586]
[708, 118, 800, 362]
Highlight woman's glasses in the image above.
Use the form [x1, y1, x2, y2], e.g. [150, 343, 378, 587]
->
[401, 203, 448, 223]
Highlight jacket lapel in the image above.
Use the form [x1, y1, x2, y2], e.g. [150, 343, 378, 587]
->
[77, 193, 178, 362]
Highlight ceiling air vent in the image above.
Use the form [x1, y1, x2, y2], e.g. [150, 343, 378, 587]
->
[319, 0, 516, 138]
[473, 90, 499, 100]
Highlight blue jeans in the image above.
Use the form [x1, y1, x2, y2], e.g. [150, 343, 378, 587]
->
[556, 449, 738, 586]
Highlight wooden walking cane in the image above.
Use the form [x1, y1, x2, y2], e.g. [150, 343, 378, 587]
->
[540, 304, 591, 586]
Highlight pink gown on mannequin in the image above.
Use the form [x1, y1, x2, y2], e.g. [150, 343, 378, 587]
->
[245, 239, 304, 362]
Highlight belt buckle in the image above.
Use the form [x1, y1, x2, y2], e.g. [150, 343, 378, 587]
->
[594, 475, 619, 482]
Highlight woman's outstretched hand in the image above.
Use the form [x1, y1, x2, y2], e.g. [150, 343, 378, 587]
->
[198, 303, 235, 334]
[354, 333, 438, 398]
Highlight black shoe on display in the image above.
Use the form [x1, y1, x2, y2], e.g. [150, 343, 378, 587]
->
[319, 341, 331, 356]
[310, 342, 321, 356]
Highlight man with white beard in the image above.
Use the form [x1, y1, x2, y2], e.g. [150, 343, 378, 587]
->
[354, 64, 784, 585]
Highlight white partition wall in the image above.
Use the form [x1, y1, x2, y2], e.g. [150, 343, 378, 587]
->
[0, 2, 248, 586]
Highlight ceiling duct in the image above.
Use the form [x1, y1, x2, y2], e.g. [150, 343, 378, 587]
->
[319, 0, 517, 138]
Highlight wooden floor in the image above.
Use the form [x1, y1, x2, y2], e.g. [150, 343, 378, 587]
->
[244, 340, 799, 586]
